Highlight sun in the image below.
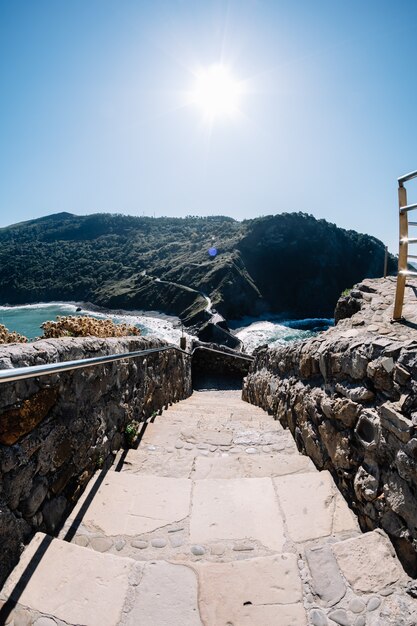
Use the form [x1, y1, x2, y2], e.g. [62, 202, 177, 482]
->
[189, 64, 243, 121]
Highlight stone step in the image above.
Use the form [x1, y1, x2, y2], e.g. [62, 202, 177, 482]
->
[141, 420, 284, 446]
[122, 445, 315, 479]
[160, 406, 265, 418]
[116, 416, 299, 478]
[159, 413, 266, 424]
[165, 396, 259, 406]
[151, 409, 275, 424]
[0, 533, 308, 626]
[59, 468, 359, 565]
[163, 394, 261, 412]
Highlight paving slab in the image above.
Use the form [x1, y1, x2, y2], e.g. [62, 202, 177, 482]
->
[305, 544, 346, 605]
[180, 427, 234, 446]
[141, 423, 185, 447]
[0, 533, 137, 626]
[229, 603, 307, 626]
[274, 471, 355, 542]
[196, 554, 306, 626]
[68, 470, 191, 536]
[190, 477, 286, 551]
[233, 427, 283, 445]
[333, 491, 360, 533]
[122, 448, 195, 478]
[124, 561, 202, 626]
[332, 530, 406, 593]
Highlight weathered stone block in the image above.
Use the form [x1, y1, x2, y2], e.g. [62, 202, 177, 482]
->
[318, 421, 352, 469]
[395, 450, 417, 485]
[335, 381, 374, 403]
[354, 464, 379, 502]
[380, 402, 412, 443]
[367, 358, 393, 393]
[332, 530, 405, 593]
[341, 351, 368, 379]
[42, 496, 68, 534]
[355, 409, 380, 451]
[383, 472, 417, 534]
[305, 544, 346, 605]
[0, 387, 58, 445]
[394, 363, 411, 385]
[20, 478, 48, 518]
[333, 398, 361, 428]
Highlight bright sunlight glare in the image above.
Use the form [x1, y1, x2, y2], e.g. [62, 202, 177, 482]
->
[189, 64, 244, 121]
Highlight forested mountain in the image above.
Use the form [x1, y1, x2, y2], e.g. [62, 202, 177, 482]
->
[0, 212, 396, 323]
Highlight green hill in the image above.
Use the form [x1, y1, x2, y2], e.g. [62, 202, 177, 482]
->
[0, 212, 396, 323]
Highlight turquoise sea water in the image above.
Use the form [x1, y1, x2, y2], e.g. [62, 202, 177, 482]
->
[0, 303, 333, 352]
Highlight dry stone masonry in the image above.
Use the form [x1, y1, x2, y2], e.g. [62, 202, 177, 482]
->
[244, 276, 417, 583]
[0, 336, 191, 588]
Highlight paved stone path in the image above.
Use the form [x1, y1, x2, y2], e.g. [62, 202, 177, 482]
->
[337, 275, 417, 340]
[1, 390, 415, 625]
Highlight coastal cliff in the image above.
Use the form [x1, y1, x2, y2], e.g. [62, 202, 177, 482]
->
[243, 276, 417, 574]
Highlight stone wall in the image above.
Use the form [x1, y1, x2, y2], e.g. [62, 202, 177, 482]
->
[0, 336, 191, 588]
[243, 277, 417, 576]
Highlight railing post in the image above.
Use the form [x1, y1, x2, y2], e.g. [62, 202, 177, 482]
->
[383, 245, 388, 278]
[393, 184, 408, 320]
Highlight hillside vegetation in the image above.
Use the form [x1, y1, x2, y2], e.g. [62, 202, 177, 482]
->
[0, 212, 396, 323]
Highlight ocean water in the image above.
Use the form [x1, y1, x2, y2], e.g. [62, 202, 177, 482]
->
[0, 303, 333, 352]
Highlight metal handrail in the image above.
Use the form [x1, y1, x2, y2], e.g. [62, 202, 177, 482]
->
[398, 170, 417, 185]
[191, 345, 254, 362]
[0, 345, 190, 384]
[0, 343, 254, 384]
[400, 203, 417, 213]
[401, 237, 417, 243]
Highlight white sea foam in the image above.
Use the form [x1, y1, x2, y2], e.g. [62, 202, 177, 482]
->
[233, 316, 333, 353]
[235, 321, 311, 353]
[0, 302, 79, 311]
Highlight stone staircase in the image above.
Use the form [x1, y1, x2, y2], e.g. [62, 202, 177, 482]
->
[1, 390, 415, 626]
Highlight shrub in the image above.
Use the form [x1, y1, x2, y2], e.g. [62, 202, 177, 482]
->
[0, 324, 28, 344]
[41, 315, 141, 339]
[125, 420, 140, 447]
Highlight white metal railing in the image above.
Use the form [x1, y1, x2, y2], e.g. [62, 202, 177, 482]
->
[393, 170, 417, 320]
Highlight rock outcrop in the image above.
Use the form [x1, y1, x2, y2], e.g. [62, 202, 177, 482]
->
[243, 276, 417, 575]
[0, 336, 191, 588]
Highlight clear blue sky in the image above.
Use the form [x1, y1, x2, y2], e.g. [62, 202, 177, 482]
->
[1, 0, 417, 253]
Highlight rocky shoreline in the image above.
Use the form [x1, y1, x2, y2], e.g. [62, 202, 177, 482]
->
[243, 276, 417, 575]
